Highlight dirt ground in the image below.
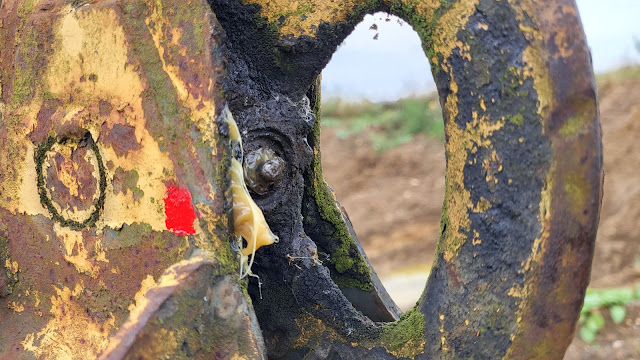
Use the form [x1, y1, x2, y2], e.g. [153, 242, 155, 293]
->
[320, 74, 640, 359]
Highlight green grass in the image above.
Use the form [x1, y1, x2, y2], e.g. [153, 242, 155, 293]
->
[578, 285, 640, 343]
[320, 64, 640, 153]
[321, 94, 444, 152]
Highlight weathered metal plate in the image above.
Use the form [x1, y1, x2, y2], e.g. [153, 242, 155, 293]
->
[0, 0, 265, 358]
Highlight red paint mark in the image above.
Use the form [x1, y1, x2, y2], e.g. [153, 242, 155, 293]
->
[164, 185, 196, 235]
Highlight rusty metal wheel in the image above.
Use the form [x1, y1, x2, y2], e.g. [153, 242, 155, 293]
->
[211, 0, 603, 358]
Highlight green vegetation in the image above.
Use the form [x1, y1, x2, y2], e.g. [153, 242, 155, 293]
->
[578, 285, 640, 343]
[321, 94, 443, 152]
[379, 308, 425, 358]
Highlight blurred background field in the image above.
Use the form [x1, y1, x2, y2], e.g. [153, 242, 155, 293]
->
[317, 3, 640, 354]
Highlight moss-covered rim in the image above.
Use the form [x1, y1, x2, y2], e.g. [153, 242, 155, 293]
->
[35, 133, 107, 230]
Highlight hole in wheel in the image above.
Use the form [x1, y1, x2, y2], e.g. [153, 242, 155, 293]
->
[320, 12, 445, 311]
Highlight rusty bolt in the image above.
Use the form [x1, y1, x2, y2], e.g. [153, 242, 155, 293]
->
[243, 147, 286, 195]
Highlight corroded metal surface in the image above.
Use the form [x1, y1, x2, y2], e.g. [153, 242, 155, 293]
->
[0, 0, 601, 359]
[211, 0, 602, 358]
[0, 0, 264, 358]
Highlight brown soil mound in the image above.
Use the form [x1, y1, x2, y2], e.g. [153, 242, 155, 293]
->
[320, 73, 640, 359]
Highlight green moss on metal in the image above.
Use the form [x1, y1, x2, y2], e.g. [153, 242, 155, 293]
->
[17, 0, 35, 18]
[117, 223, 153, 248]
[150, 233, 189, 267]
[12, 27, 38, 106]
[509, 113, 524, 126]
[0, 235, 7, 261]
[115, 167, 145, 200]
[307, 107, 373, 292]
[163, 2, 209, 57]
[379, 308, 426, 358]
[350, 0, 381, 16]
[559, 114, 588, 138]
[0, 234, 19, 296]
[274, 2, 318, 26]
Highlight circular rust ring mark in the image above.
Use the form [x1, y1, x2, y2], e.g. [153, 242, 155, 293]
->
[35, 133, 107, 230]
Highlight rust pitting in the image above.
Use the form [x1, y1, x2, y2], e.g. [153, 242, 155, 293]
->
[30, 98, 61, 144]
[102, 123, 141, 158]
[45, 146, 98, 212]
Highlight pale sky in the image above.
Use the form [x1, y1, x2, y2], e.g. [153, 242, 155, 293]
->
[321, 0, 640, 102]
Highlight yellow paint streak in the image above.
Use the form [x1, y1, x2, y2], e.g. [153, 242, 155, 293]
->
[504, 162, 553, 360]
[5, 258, 19, 274]
[439, 313, 449, 351]
[48, 6, 143, 108]
[123, 256, 210, 327]
[8, 301, 25, 313]
[503, 4, 584, 355]
[1, 109, 42, 213]
[472, 230, 481, 246]
[144, 0, 221, 204]
[230, 355, 251, 360]
[134, 328, 180, 358]
[36, 5, 176, 232]
[419, 0, 504, 262]
[194, 204, 226, 252]
[128, 274, 158, 312]
[98, 142, 171, 232]
[0, 76, 4, 117]
[292, 314, 340, 349]
[473, 197, 491, 213]
[552, 30, 574, 59]
[146, 0, 189, 98]
[241, 0, 364, 38]
[510, 0, 554, 119]
[508, 285, 522, 298]
[145, 0, 217, 124]
[441, 111, 505, 261]
[426, 0, 479, 67]
[21, 284, 116, 359]
[56, 227, 101, 277]
[17, 144, 48, 216]
[482, 149, 502, 186]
